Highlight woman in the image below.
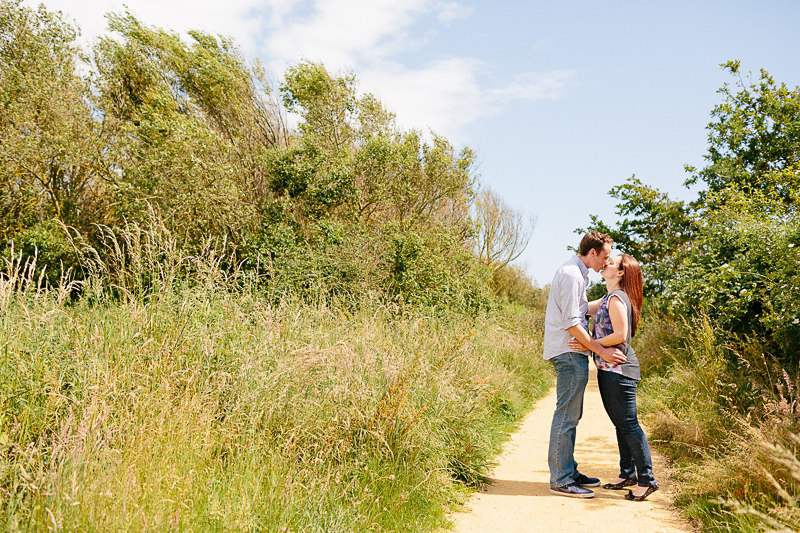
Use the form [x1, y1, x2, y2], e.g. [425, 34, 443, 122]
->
[568, 254, 658, 501]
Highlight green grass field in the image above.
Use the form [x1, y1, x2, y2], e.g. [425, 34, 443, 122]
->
[0, 272, 551, 532]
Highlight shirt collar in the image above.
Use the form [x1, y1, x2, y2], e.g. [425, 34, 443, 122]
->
[571, 254, 589, 281]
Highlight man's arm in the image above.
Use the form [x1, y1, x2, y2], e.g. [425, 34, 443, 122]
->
[556, 270, 587, 328]
[566, 324, 626, 364]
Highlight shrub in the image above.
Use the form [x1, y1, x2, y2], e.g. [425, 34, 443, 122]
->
[637, 310, 800, 531]
[384, 226, 494, 313]
[662, 191, 800, 365]
[491, 264, 546, 309]
[1, 220, 81, 289]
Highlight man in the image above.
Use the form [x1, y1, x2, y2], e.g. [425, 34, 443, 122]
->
[544, 231, 626, 498]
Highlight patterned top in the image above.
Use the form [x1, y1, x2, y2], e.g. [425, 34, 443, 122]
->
[593, 293, 625, 374]
[592, 290, 641, 380]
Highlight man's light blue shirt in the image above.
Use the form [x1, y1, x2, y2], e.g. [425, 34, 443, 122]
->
[542, 255, 590, 360]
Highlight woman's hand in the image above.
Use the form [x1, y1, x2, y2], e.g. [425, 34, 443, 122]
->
[567, 338, 586, 352]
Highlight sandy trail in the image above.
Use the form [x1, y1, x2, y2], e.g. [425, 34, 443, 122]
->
[445, 365, 695, 533]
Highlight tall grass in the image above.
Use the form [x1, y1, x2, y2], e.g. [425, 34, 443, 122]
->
[636, 307, 800, 533]
[0, 222, 551, 532]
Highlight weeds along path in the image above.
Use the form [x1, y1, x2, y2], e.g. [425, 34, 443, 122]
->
[445, 365, 695, 533]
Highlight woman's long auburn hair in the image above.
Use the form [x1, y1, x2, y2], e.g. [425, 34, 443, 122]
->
[618, 254, 643, 337]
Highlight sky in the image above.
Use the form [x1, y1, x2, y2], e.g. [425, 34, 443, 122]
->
[26, 0, 800, 285]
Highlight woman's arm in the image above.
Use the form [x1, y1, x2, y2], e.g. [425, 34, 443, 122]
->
[595, 295, 628, 346]
[569, 295, 628, 348]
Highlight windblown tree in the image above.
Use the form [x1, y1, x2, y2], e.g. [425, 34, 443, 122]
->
[0, 0, 108, 267]
[258, 61, 487, 306]
[0, 2, 500, 310]
[279, 61, 475, 232]
[91, 12, 289, 248]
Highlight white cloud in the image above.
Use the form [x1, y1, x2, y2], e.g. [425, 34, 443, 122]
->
[360, 58, 491, 141]
[257, 0, 306, 28]
[260, 0, 432, 73]
[26, 0, 265, 52]
[491, 70, 579, 102]
[255, 1, 577, 141]
[26, 0, 578, 144]
[360, 62, 578, 143]
[436, 2, 473, 23]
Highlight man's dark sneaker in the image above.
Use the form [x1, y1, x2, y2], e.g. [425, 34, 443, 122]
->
[549, 482, 595, 498]
[574, 474, 601, 487]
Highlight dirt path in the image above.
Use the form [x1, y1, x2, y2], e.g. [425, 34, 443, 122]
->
[445, 365, 695, 533]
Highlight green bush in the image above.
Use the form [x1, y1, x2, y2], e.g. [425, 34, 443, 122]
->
[384, 226, 494, 313]
[662, 190, 800, 364]
[637, 309, 800, 531]
[1, 220, 81, 289]
[490, 264, 547, 309]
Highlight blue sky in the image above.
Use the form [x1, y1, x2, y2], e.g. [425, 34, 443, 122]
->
[30, 0, 800, 285]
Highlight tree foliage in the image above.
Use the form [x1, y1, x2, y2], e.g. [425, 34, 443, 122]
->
[90, 12, 289, 247]
[0, 0, 106, 275]
[578, 176, 694, 290]
[662, 188, 800, 362]
[0, 2, 526, 311]
[584, 62, 800, 366]
[686, 60, 800, 207]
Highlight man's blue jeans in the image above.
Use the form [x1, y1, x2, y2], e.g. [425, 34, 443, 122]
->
[548, 352, 589, 488]
[597, 369, 656, 487]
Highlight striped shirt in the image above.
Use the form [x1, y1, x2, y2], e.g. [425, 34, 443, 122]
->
[542, 255, 590, 360]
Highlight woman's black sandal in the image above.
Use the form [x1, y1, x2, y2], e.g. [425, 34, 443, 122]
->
[602, 478, 637, 490]
[624, 482, 659, 501]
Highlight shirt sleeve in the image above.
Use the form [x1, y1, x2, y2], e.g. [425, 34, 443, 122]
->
[553, 270, 584, 330]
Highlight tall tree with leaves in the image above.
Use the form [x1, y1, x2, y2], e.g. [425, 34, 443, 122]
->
[686, 60, 800, 208]
[277, 61, 475, 232]
[91, 12, 289, 248]
[0, 0, 107, 246]
[581, 62, 800, 290]
[583, 62, 800, 363]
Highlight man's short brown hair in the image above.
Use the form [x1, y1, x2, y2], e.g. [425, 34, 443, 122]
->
[578, 231, 613, 256]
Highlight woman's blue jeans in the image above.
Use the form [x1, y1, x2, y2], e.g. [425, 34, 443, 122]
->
[597, 369, 656, 487]
[548, 352, 589, 488]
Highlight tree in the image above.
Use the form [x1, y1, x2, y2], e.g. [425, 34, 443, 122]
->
[277, 62, 475, 232]
[386, 131, 475, 232]
[0, 0, 114, 282]
[662, 187, 800, 363]
[0, 6, 493, 309]
[282, 62, 362, 151]
[174, 29, 290, 210]
[581, 62, 800, 291]
[0, 0, 107, 240]
[582, 62, 800, 364]
[90, 12, 289, 248]
[578, 176, 695, 291]
[473, 188, 535, 292]
[686, 60, 800, 207]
